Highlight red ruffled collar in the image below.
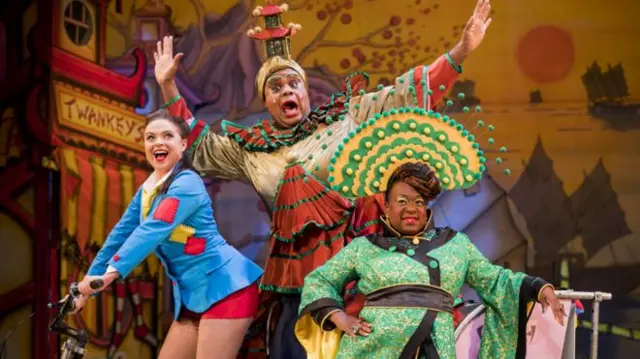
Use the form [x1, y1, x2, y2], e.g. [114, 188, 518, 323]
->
[223, 72, 370, 152]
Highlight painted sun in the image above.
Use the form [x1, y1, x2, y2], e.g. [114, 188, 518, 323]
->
[516, 25, 575, 84]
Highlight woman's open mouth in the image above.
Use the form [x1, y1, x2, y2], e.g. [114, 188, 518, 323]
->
[403, 217, 418, 225]
[154, 150, 168, 162]
[281, 100, 300, 118]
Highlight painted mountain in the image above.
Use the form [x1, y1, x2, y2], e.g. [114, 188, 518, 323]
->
[510, 138, 636, 294]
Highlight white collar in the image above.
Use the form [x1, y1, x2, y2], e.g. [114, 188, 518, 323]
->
[143, 171, 172, 193]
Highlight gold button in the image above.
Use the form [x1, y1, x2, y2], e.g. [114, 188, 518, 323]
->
[412, 238, 420, 245]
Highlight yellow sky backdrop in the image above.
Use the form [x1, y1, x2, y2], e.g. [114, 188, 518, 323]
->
[107, 0, 640, 104]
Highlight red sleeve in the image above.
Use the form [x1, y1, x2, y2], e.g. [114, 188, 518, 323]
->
[163, 95, 194, 122]
[347, 193, 385, 239]
[161, 95, 208, 150]
[426, 54, 462, 109]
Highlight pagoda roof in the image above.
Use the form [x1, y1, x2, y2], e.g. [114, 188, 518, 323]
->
[258, 4, 284, 16]
[250, 27, 294, 40]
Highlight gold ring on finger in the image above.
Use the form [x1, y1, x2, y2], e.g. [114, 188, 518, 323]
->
[351, 325, 359, 334]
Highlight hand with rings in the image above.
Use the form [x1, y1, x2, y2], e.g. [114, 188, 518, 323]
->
[329, 310, 373, 337]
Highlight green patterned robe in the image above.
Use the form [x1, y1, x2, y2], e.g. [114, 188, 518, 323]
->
[296, 227, 549, 359]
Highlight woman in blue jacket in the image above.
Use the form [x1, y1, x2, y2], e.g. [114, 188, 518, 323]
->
[73, 109, 263, 358]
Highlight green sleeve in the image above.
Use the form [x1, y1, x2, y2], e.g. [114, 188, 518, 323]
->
[461, 233, 527, 359]
[298, 237, 363, 330]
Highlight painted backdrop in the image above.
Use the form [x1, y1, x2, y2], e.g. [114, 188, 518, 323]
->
[104, 0, 640, 357]
[1, 0, 638, 358]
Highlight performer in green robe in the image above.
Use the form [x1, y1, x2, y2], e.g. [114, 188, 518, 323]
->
[296, 162, 566, 359]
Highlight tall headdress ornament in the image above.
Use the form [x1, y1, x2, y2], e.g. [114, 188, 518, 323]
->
[247, 2, 307, 99]
[327, 94, 511, 197]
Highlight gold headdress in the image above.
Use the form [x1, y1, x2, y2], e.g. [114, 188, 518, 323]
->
[327, 101, 511, 197]
[247, 1, 307, 99]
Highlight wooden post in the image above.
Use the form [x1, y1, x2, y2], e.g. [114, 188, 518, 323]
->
[33, 164, 53, 359]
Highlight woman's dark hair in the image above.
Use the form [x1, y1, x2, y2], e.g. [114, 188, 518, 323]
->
[145, 108, 195, 194]
[384, 162, 441, 203]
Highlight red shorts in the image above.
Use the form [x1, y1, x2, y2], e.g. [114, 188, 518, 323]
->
[179, 283, 259, 321]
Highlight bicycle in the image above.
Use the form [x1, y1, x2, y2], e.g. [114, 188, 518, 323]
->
[48, 279, 104, 359]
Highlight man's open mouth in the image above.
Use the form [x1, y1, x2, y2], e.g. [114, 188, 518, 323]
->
[281, 100, 300, 118]
[154, 150, 168, 162]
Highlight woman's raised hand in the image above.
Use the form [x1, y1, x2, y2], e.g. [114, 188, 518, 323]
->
[154, 35, 184, 86]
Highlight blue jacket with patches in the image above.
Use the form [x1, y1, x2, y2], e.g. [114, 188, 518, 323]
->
[87, 170, 263, 319]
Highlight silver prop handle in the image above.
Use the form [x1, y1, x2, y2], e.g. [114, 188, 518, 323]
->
[554, 290, 612, 301]
[554, 290, 612, 359]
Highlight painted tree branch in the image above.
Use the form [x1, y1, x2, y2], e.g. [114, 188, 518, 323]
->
[338, 57, 377, 77]
[243, 0, 258, 11]
[401, 55, 434, 73]
[186, 18, 256, 77]
[306, 61, 344, 88]
[225, 95, 267, 121]
[186, 0, 207, 39]
[106, 1, 137, 50]
[187, 1, 257, 77]
[286, 0, 313, 11]
[319, 25, 397, 49]
[295, 11, 339, 64]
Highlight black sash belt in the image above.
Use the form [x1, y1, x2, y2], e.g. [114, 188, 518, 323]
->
[364, 284, 454, 314]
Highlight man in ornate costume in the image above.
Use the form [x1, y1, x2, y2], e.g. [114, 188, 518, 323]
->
[153, 0, 493, 357]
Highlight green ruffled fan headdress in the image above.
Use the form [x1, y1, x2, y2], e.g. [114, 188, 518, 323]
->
[327, 89, 509, 198]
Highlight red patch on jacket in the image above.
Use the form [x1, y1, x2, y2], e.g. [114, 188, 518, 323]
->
[184, 237, 206, 255]
[153, 197, 180, 223]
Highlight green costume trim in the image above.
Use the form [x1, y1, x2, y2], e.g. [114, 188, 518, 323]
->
[270, 161, 354, 242]
[270, 232, 344, 260]
[349, 218, 381, 234]
[273, 188, 331, 211]
[445, 52, 463, 73]
[161, 94, 182, 108]
[328, 106, 482, 197]
[259, 284, 303, 294]
[188, 124, 209, 154]
[421, 65, 429, 107]
[221, 119, 317, 152]
[219, 72, 368, 153]
[408, 67, 417, 104]
[298, 233, 529, 358]
[271, 215, 350, 243]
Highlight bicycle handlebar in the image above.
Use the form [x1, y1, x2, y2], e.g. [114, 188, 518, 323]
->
[48, 279, 105, 351]
[69, 279, 104, 300]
